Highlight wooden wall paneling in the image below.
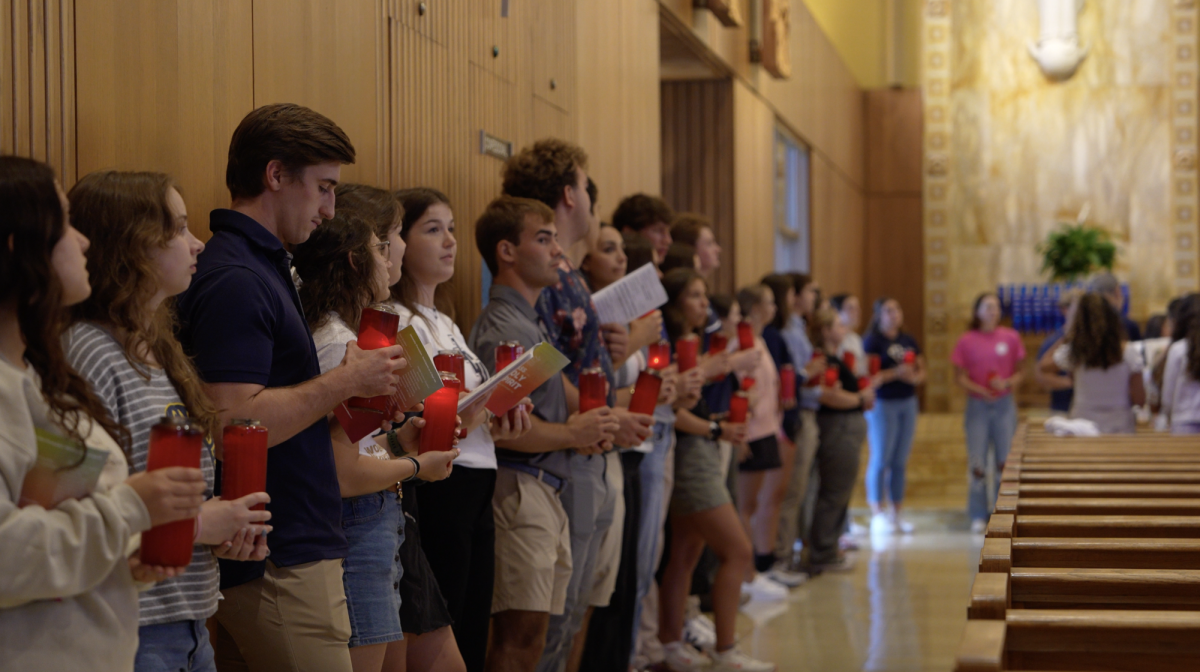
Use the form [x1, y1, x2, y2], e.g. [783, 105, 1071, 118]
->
[252, 0, 384, 187]
[467, 0, 520, 83]
[74, 0, 254, 239]
[732, 79, 775, 291]
[661, 79, 735, 296]
[864, 195, 924, 347]
[1, 0, 75, 179]
[810, 153, 865, 299]
[575, 0, 660, 224]
[530, 0, 574, 114]
[864, 89, 923, 194]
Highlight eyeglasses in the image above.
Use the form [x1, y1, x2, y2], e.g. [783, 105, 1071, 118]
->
[374, 240, 391, 255]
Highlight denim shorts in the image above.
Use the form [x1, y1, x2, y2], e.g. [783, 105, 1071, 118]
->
[342, 491, 405, 647]
[135, 619, 216, 672]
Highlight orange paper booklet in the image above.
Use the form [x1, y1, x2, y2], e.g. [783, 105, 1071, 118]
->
[458, 342, 570, 416]
[335, 325, 444, 443]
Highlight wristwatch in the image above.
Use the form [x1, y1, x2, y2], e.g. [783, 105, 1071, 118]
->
[708, 420, 723, 441]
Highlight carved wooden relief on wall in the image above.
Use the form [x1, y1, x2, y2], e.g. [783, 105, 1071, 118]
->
[762, 0, 791, 79]
[695, 0, 743, 27]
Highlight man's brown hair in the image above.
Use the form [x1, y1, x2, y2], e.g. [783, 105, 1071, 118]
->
[475, 196, 555, 277]
[226, 103, 356, 200]
[670, 212, 713, 247]
[612, 193, 674, 233]
[501, 138, 588, 210]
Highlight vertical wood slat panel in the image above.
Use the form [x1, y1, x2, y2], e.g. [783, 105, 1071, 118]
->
[0, 0, 74, 179]
[661, 79, 735, 297]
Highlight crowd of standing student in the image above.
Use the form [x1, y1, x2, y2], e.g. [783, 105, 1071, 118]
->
[0, 103, 936, 672]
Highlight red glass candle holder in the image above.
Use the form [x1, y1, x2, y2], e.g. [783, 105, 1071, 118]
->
[903, 350, 916, 365]
[737, 321, 754, 350]
[780, 365, 796, 403]
[647, 340, 671, 371]
[629, 370, 663, 416]
[142, 416, 204, 567]
[435, 350, 467, 390]
[842, 352, 856, 373]
[868, 354, 882, 376]
[824, 367, 839, 387]
[495, 341, 525, 373]
[579, 367, 607, 413]
[419, 373, 460, 454]
[857, 377, 870, 392]
[741, 377, 755, 391]
[728, 392, 749, 424]
[676, 335, 699, 373]
[221, 419, 268, 511]
[708, 333, 729, 354]
[349, 304, 401, 414]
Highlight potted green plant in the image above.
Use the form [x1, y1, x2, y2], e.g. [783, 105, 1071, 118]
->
[1037, 224, 1116, 283]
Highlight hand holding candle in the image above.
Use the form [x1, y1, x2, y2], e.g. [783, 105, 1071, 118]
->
[823, 366, 840, 388]
[419, 373, 461, 454]
[221, 420, 268, 511]
[780, 365, 796, 404]
[579, 366, 608, 412]
[647, 340, 671, 371]
[676, 335, 699, 373]
[141, 416, 205, 567]
[349, 304, 402, 413]
[708, 332, 729, 354]
[737, 321, 754, 350]
[728, 391, 750, 424]
[842, 351, 856, 373]
[629, 370, 663, 415]
[868, 354, 882, 376]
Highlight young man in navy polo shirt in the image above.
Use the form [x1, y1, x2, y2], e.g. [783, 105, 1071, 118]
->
[177, 103, 406, 672]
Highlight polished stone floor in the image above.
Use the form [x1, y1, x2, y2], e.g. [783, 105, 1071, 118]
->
[737, 510, 982, 672]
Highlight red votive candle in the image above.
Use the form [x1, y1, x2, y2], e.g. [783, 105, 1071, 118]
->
[349, 303, 401, 414]
[142, 416, 204, 567]
[676, 335, 699, 373]
[629, 370, 663, 415]
[741, 377, 755, 391]
[708, 333, 729, 354]
[737, 321, 754, 350]
[869, 354, 882, 376]
[903, 350, 916, 365]
[858, 377, 871, 392]
[780, 365, 796, 403]
[579, 366, 607, 413]
[842, 352, 856, 373]
[495, 341, 524, 373]
[824, 367, 839, 387]
[728, 392, 750, 424]
[419, 373, 460, 454]
[648, 340, 671, 371]
[221, 419, 268, 511]
[435, 350, 466, 390]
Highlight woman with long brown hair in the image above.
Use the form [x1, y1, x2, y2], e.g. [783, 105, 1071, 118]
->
[1037, 292, 1145, 434]
[294, 186, 462, 672]
[0, 156, 206, 668]
[65, 170, 273, 672]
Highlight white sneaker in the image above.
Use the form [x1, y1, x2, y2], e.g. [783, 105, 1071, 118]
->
[894, 516, 915, 534]
[711, 647, 776, 672]
[683, 615, 717, 651]
[870, 512, 896, 534]
[742, 574, 788, 602]
[848, 520, 868, 535]
[970, 519, 987, 535]
[766, 563, 808, 588]
[664, 641, 713, 671]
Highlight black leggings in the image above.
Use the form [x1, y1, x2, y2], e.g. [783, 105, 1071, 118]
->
[416, 465, 496, 672]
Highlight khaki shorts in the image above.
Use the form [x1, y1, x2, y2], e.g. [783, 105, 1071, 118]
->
[212, 558, 353, 672]
[589, 451, 625, 607]
[492, 466, 572, 615]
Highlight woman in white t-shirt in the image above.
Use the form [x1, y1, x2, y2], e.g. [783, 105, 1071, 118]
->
[392, 188, 532, 672]
[831, 294, 868, 376]
[294, 191, 460, 672]
[1038, 293, 1146, 434]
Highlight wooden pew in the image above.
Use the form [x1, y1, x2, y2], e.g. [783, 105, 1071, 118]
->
[956, 610, 1200, 671]
[970, 568, 1200, 618]
[978, 537, 1200, 573]
[993, 494, 1200, 517]
[986, 513, 1200, 539]
[999, 483, 1200, 499]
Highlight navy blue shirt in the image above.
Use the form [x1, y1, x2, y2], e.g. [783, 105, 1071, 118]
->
[1036, 327, 1074, 413]
[176, 209, 346, 589]
[863, 331, 922, 400]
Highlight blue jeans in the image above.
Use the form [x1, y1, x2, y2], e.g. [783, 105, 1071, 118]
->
[865, 396, 919, 507]
[630, 420, 674, 657]
[135, 619, 216, 672]
[964, 395, 1017, 522]
[342, 491, 405, 647]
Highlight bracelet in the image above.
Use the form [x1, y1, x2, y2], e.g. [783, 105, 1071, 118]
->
[402, 455, 421, 483]
[387, 429, 404, 457]
[193, 513, 203, 543]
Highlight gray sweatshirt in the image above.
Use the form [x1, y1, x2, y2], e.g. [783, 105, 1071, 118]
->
[0, 355, 151, 671]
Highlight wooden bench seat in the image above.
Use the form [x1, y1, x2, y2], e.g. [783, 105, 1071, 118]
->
[999, 483, 1200, 499]
[956, 610, 1200, 671]
[986, 514, 1200, 539]
[970, 569, 1200, 618]
[993, 495, 1200, 516]
[979, 537, 1200, 572]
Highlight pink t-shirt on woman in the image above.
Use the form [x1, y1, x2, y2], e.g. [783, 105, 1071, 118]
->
[950, 326, 1026, 398]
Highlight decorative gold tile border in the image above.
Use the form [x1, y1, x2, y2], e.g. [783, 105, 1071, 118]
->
[1173, 0, 1200, 293]
[923, 0, 952, 410]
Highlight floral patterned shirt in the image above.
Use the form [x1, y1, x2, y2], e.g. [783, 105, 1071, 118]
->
[536, 258, 616, 405]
